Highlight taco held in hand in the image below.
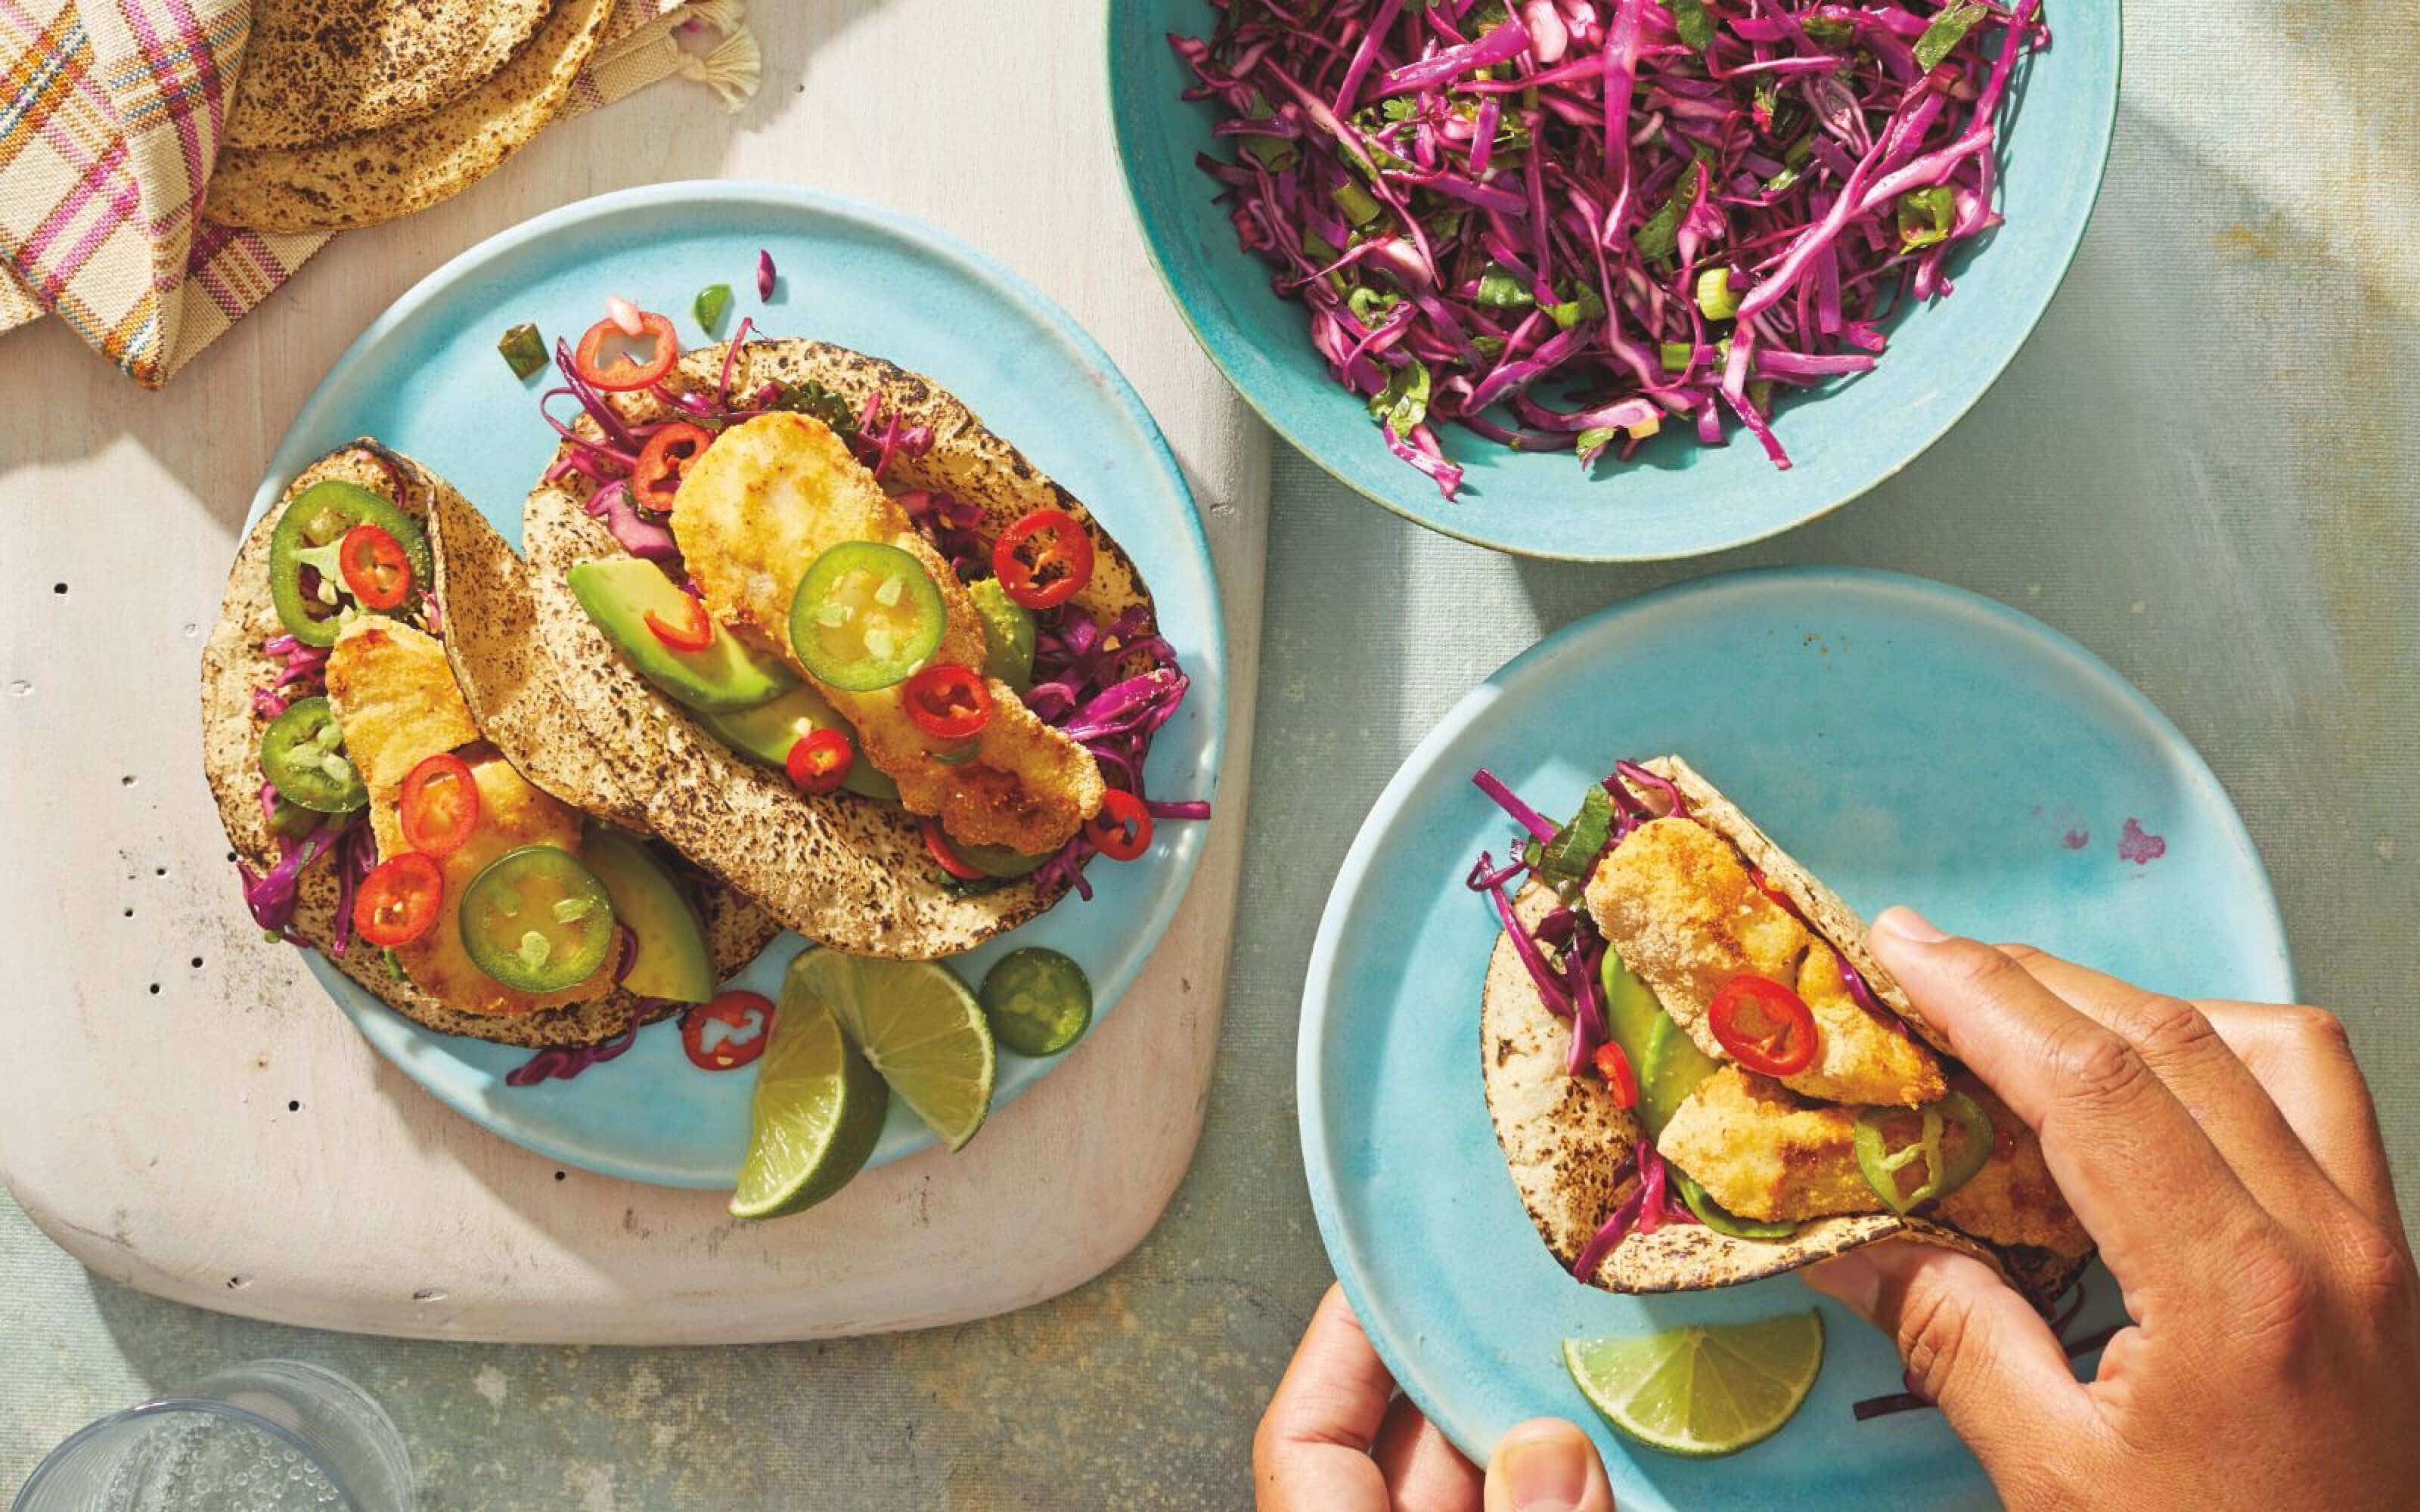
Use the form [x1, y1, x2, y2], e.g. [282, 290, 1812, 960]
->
[1472, 757, 2090, 1305]
[200, 441, 777, 1049]
[495, 308, 1207, 960]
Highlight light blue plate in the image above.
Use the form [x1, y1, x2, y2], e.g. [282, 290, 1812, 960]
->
[1299, 569, 2289, 1509]
[249, 183, 1227, 1188]
[1109, 6, 2121, 560]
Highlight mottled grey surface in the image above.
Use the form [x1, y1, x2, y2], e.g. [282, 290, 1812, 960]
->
[7, 0, 2418, 1504]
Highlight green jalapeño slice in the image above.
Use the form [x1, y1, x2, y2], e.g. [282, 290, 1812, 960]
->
[1852, 1091, 1994, 1213]
[457, 846, 618, 993]
[268, 479, 430, 646]
[258, 696, 367, 813]
[788, 542, 945, 692]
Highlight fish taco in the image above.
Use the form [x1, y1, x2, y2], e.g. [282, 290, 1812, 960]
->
[485, 311, 1206, 961]
[200, 439, 779, 1049]
[1473, 757, 2091, 1306]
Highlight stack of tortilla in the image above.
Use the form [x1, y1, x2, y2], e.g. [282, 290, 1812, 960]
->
[206, 0, 617, 233]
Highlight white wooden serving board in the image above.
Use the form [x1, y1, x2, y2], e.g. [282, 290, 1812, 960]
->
[0, 0, 1267, 1343]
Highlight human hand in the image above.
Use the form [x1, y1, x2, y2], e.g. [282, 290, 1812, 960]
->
[1255, 1283, 1616, 1511]
[1805, 911, 2420, 1512]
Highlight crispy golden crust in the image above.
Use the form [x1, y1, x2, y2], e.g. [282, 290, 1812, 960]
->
[672, 411, 1105, 853]
[1587, 815, 1944, 1107]
[1657, 1067, 1888, 1222]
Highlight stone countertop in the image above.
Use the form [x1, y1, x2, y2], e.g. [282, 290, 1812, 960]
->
[5, 0, 2415, 1505]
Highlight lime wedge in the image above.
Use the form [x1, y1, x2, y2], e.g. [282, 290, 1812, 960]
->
[1563, 1311, 1823, 1458]
[729, 987, 887, 1219]
[785, 948, 996, 1151]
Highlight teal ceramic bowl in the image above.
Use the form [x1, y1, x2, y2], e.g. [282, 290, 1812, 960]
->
[1108, 7, 2121, 561]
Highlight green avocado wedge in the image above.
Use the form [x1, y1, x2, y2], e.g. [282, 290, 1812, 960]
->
[568, 556, 796, 713]
[580, 824, 717, 1003]
[694, 684, 901, 803]
[971, 578, 1037, 693]
[1640, 1014, 1721, 1138]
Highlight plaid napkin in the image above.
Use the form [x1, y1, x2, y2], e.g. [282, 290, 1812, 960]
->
[0, 0, 759, 387]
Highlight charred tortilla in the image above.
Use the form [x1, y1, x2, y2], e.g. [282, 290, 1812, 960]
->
[204, 0, 610, 233]
[1479, 759, 2092, 1307]
[222, 0, 554, 151]
[200, 440, 777, 1048]
[499, 339, 1159, 960]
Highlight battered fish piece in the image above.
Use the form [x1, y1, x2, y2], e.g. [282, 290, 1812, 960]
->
[1934, 1083, 2092, 1256]
[671, 411, 1105, 854]
[327, 618, 611, 1015]
[1658, 1066, 1886, 1222]
[1587, 817, 1944, 1107]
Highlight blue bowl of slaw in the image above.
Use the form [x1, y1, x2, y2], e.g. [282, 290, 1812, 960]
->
[1107, 4, 2121, 562]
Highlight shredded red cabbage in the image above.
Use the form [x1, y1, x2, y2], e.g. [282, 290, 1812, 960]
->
[1636, 1132, 1669, 1236]
[1474, 767, 1561, 841]
[237, 813, 358, 940]
[1563, 915, 1609, 1077]
[1610, 758, 1690, 819]
[1175, 0, 2047, 497]
[503, 1003, 664, 1086]
[1571, 1148, 1646, 1278]
[582, 479, 679, 561]
[1467, 850, 1576, 1018]
[325, 823, 377, 956]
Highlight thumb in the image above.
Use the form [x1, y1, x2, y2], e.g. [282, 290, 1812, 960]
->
[1804, 1241, 2093, 1472]
[1482, 1418, 1615, 1512]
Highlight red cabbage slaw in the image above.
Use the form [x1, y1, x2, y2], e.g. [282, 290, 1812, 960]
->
[1174, 0, 2048, 497]
[1469, 764, 1707, 1271]
[538, 323, 1208, 898]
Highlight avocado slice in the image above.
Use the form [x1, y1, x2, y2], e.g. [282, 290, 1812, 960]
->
[1601, 951, 1664, 1079]
[970, 578, 1037, 693]
[579, 824, 717, 1003]
[1602, 950, 1717, 1137]
[1640, 1014, 1720, 1138]
[567, 558, 796, 714]
[693, 684, 901, 803]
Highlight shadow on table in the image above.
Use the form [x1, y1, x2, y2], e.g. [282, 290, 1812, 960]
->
[0, 0, 886, 525]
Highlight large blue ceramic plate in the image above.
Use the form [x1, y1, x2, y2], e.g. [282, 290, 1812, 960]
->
[1299, 569, 2289, 1509]
[250, 183, 1227, 1188]
[1109, 7, 2121, 560]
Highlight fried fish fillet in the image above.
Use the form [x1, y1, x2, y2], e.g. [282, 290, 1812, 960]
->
[670, 411, 1105, 854]
[326, 618, 610, 1015]
[1587, 816, 1944, 1108]
[1659, 1064, 2092, 1254]
[1658, 1066, 1886, 1222]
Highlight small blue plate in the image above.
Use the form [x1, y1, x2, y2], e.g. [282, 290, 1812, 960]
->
[250, 183, 1227, 1188]
[1299, 569, 2289, 1509]
[1109, 6, 2121, 560]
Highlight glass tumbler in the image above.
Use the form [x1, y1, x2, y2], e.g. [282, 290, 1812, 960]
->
[11, 1359, 413, 1512]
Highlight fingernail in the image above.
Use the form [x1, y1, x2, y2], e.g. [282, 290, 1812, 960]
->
[1500, 1424, 1590, 1511]
[1802, 1253, 1882, 1321]
[1873, 906, 1948, 944]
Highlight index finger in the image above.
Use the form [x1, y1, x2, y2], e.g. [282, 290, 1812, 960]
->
[1253, 1284, 1395, 1512]
[1867, 909, 2277, 1296]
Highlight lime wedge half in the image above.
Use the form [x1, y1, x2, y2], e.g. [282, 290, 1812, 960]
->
[785, 948, 996, 1151]
[729, 987, 887, 1219]
[1563, 1311, 1823, 1458]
